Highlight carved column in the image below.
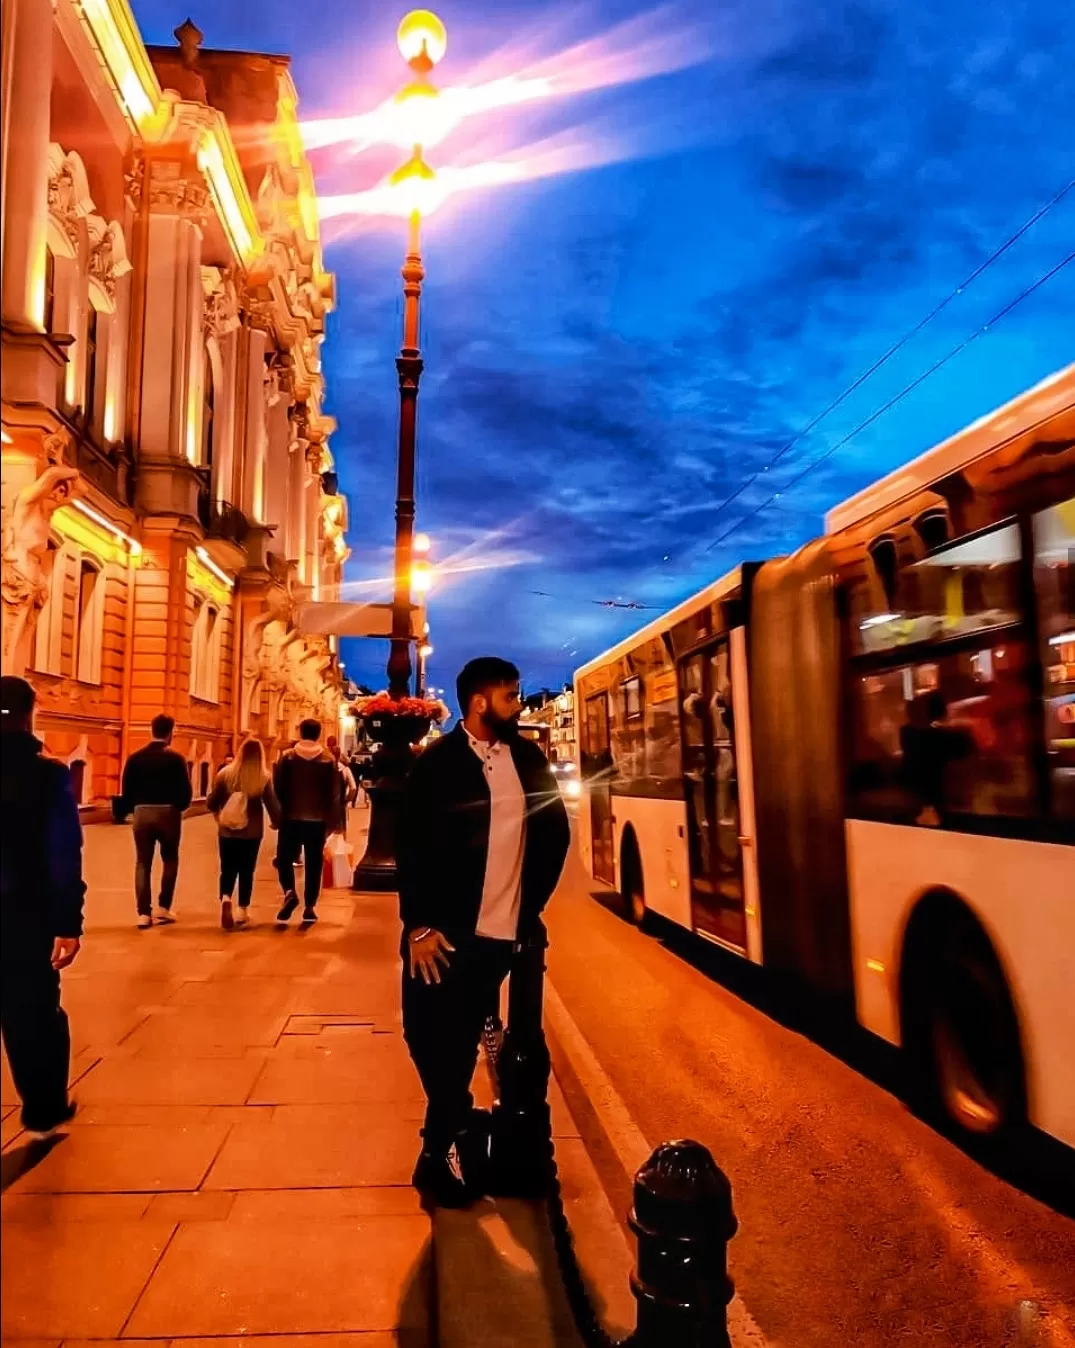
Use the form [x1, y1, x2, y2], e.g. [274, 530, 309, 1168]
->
[1, 0, 52, 329]
[135, 161, 209, 478]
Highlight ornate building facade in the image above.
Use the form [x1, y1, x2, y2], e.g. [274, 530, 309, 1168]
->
[1, 0, 350, 809]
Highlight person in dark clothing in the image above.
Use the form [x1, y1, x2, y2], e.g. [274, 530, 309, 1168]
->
[0, 676, 85, 1138]
[397, 657, 570, 1208]
[207, 736, 282, 929]
[120, 713, 192, 927]
[273, 718, 343, 924]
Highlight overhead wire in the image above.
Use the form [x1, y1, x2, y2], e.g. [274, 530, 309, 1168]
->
[701, 248, 1075, 558]
[678, 176, 1075, 560]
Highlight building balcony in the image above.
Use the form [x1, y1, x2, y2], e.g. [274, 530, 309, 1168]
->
[197, 490, 250, 546]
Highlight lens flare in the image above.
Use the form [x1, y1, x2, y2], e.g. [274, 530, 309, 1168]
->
[300, 5, 712, 159]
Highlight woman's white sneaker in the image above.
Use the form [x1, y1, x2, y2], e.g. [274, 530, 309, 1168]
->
[235, 907, 250, 927]
[220, 898, 235, 930]
[137, 913, 153, 929]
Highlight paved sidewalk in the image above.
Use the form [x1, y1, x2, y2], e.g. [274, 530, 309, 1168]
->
[2, 809, 436, 1345]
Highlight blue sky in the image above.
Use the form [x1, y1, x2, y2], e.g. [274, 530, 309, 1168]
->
[132, 0, 1075, 700]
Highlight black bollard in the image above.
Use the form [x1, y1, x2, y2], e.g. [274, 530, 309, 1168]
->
[629, 1140, 738, 1348]
[487, 935, 553, 1199]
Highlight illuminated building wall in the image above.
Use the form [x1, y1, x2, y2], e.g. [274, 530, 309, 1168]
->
[0, 0, 348, 808]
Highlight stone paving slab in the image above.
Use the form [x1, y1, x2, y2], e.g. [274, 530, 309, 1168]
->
[0, 1219, 176, 1338]
[124, 1216, 432, 1338]
[203, 1104, 422, 1190]
[5, 1122, 230, 1193]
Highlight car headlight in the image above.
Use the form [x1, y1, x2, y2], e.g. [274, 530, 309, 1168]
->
[564, 778, 582, 799]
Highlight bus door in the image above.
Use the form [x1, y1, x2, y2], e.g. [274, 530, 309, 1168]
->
[678, 638, 748, 951]
[583, 692, 616, 885]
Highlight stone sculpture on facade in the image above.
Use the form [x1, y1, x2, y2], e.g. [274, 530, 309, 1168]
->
[1, 435, 81, 675]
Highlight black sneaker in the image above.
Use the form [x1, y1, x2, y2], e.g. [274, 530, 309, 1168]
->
[412, 1147, 472, 1209]
[24, 1101, 77, 1140]
[301, 906, 318, 924]
[277, 892, 300, 923]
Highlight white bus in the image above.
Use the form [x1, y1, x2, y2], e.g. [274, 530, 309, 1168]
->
[575, 365, 1075, 1152]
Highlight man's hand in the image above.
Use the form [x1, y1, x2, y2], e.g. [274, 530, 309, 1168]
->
[408, 929, 454, 985]
[50, 937, 81, 971]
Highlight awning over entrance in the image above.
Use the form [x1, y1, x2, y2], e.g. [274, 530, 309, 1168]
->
[295, 601, 427, 640]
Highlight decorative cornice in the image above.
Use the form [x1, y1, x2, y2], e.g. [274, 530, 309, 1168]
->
[147, 161, 210, 220]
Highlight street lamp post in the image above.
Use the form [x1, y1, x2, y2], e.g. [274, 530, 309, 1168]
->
[353, 11, 446, 892]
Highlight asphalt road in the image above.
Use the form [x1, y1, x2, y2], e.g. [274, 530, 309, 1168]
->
[544, 843, 1075, 1347]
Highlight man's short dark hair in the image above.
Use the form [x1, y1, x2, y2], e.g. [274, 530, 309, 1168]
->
[0, 675, 35, 733]
[151, 714, 175, 740]
[299, 718, 322, 741]
[457, 657, 520, 715]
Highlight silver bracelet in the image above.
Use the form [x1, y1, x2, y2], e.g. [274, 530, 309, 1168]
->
[409, 926, 434, 943]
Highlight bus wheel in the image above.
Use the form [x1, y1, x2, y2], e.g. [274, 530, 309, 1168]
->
[620, 832, 646, 927]
[904, 910, 1026, 1147]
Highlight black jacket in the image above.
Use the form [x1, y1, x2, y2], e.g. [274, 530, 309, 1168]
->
[397, 724, 571, 943]
[1, 732, 86, 939]
[121, 741, 193, 812]
[273, 745, 343, 826]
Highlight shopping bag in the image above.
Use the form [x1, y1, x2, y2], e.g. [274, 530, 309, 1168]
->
[324, 833, 352, 889]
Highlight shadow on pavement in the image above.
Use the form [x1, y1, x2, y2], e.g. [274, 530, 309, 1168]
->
[0, 1134, 65, 1194]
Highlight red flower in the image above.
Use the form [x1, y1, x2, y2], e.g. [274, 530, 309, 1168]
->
[357, 694, 448, 722]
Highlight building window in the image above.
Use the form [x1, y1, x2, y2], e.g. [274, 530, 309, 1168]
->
[74, 558, 105, 684]
[32, 543, 66, 676]
[69, 760, 86, 806]
[44, 247, 56, 333]
[191, 597, 221, 703]
[85, 304, 100, 426]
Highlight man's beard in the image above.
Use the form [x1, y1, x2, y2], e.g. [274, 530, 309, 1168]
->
[482, 709, 520, 742]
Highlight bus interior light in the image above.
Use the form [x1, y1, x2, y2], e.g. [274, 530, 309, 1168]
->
[1049, 631, 1075, 646]
[860, 613, 901, 630]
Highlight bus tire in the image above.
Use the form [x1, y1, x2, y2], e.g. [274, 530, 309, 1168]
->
[901, 898, 1026, 1152]
[619, 830, 646, 927]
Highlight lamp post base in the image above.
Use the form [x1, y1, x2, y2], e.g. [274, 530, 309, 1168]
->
[351, 715, 430, 892]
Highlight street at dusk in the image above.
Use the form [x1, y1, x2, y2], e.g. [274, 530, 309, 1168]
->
[2, 0, 1074, 1343]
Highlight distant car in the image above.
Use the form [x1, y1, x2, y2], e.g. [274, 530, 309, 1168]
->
[550, 758, 581, 800]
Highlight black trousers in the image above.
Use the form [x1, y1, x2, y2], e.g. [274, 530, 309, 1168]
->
[132, 805, 182, 915]
[0, 921, 71, 1130]
[276, 821, 326, 907]
[402, 936, 514, 1153]
[219, 836, 261, 907]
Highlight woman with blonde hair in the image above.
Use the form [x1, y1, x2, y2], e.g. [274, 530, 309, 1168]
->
[207, 738, 281, 929]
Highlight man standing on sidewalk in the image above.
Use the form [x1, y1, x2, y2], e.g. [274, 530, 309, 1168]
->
[273, 718, 343, 925]
[397, 656, 570, 1208]
[0, 676, 84, 1138]
[120, 714, 192, 928]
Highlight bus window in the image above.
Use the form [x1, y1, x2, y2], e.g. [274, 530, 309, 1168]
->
[1034, 497, 1075, 817]
[849, 640, 1038, 825]
[855, 522, 1022, 656]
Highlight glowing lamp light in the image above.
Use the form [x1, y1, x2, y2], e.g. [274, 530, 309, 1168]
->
[392, 79, 445, 150]
[412, 559, 433, 594]
[397, 10, 447, 67]
[388, 151, 443, 217]
[419, 643, 434, 659]
[413, 532, 431, 554]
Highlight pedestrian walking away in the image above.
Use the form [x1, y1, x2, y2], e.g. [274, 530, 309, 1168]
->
[273, 717, 344, 924]
[397, 656, 570, 1209]
[119, 713, 193, 927]
[207, 736, 282, 929]
[0, 676, 85, 1138]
